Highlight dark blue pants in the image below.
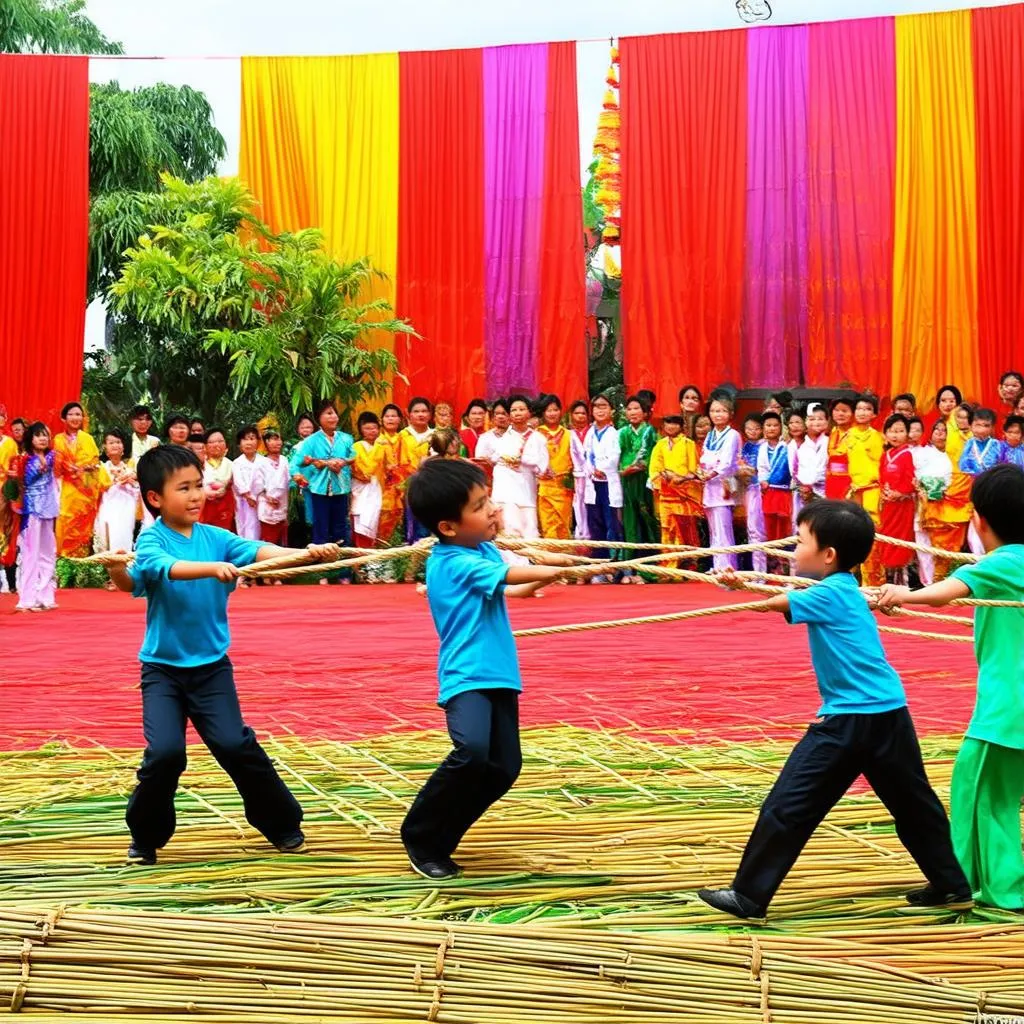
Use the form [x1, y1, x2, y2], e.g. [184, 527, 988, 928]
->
[586, 480, 624, 561]
[401, 689, 522, 862]
[311, 492, 350, 546]
[732, 707, 968, 908]
[125, 658, 303, 850]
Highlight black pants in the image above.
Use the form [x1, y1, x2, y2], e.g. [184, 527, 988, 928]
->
[310, 492, 350, 546]
[125, 658, 303, 850]
[401, 689, 522, 862]
[733, 707, 969, 908]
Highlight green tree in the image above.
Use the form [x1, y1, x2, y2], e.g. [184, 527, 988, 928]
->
[0, 0, 121, 54]
[109, 175, 413, 425]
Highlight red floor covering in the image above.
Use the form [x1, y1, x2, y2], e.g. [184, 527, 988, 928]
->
[0, 585, 978, 749]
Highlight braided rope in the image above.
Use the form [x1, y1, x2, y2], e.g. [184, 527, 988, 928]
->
[873, 532, 978, 563]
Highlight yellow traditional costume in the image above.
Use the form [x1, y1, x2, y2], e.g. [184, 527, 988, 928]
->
[53, 430, 102, 558]
[649, 434, 700, 549]
[846, 425, 885, 587]
[376, 430, 405, 546]
[536, 424, 574, 540]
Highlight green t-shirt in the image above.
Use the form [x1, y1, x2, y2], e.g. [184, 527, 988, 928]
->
[619, 423, 656, 470]
[952, 544, 1024, 749]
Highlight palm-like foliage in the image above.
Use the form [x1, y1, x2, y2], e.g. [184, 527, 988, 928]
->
[0, 0, 121, 54]
[110, 175, 414, 423]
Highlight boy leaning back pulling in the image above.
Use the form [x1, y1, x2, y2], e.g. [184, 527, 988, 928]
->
[875, 463, 1024, 910]
[400, 458, 565, 880]
[699, 500, 971, 919]
[108, 445, 340, 865]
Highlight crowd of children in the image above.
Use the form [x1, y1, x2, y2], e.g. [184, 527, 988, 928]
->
[3, 372, 1024, 605]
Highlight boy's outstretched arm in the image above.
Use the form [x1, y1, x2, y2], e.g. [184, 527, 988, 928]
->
[252, 542, 342, 563]
[504, 563, 564, 599]
[715, 567, 789, 614]
[873, 578, 970, 610]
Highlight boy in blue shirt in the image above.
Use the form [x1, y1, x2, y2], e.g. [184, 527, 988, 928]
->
[108, 445, 340, 865]
[699, 500, 970, 919]
[400, 458, 564, 880]
[875, 464, 1024, 909]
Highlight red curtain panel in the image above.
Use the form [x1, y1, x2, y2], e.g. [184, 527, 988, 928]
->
[620, 30, 747, 404]
[972, 4, 1024, 406]
[0, 56, 89, 426]
[537, 41, 588, 407]
[395, 48, 486, 413]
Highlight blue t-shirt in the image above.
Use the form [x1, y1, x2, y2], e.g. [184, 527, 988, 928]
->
[425, 541, 520, 705]
[786, 571, 906, 716]
[129, 519, 262, 668]
[301, 430, 355, 496]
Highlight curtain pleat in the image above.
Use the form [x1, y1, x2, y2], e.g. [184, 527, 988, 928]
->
[395, 48, 486, 411]
[972, 4, 1024, 406]
[537, 41, 588, 408]
[891, 11, 980, 406]
[742, 24, 809, 388]
[0, 56, 89, 424]
[621, 31, 747, 401]
[806, 17, 895, 396]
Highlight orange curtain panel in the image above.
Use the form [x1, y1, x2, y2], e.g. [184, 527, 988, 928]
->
[394, 48, 486, 411]
[537, 41, 587, 408]
[0, 56, 89, 425]
[620, 31, 746, 403]
[891, 11, 980, 407]
[806, 17, 895, 398]
[972, 4, 1024, 406]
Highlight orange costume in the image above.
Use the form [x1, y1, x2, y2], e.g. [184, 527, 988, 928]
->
[53, 430, 102, 558]
[928, 419, 972, 580]
[536, 424, 574, 540]
[375, 430, 405, 546]
[846, 425, 885, 587]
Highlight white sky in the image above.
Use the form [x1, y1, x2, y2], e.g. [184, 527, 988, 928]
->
[83, 0, 1015, 349]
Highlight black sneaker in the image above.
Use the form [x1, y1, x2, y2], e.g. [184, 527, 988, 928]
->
[697, 887, 766, 920]
[272, 831, 308, 854]
[409, 856, 462, 881]
[126, 844, 157, 866]
[905, 885, 974, 911]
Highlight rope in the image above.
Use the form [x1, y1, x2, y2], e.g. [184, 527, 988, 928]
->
[873, 532, 979, 563]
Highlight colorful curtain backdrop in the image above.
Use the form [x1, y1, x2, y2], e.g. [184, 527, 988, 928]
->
[806, 16, 895, 398]
[621, 30, 747, 403]
[239, 55, 400, 392]
[240, 45, 584, 415]
[892, 10, 980, 407]
[0, 56, 89, 425]
[972, 4, 1024, 407]
[621, 5, 1024, 405]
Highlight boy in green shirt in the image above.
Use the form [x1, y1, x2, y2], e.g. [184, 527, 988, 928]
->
[875, 464, 1024, 909]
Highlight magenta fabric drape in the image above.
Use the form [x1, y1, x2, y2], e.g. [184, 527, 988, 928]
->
[742, 24, 809, 388]
[806, 17, 896, 397]
[483, 44, 548, 396]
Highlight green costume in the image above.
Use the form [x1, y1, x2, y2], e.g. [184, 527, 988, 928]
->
[618, 423, 659, 549]
[950, 544, 1024, 909]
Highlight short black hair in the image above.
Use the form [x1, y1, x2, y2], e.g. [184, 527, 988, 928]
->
[314, 398, 337, 421]
[855, 392, 879, 414]
[537, 393, 562, 414]
[570, 400, 589, 416]
[356, 411, 380, 430]
[893, 392, 916, 408]
[60, 401, 83, 419]
[662, 414, 684, 427]
[743, 412, 764, 426]
[636, 388, 656, 409]
[796, 499, 874, 571]
[464, 398, 488, 417]
[407, 458, 488, 537]
[189, 418, 204, 430]
[205, 427, 226, 444]
[625, 394, 645, 408]
[104, 427, 129, 448]
[883, 413, 910, 433]
[491, 397, 511, 415]
[970, 407, 996, 425]
[137, 444, 202, 517]
[761, 411, 782, 425]
[936, 383, 963, 407]
[262, 428, 281, 441]
[1004, 415, 1024, 433]
[21, 421, 50, 454]
[129, 404, 152, 419]
[295, 412, 316, 431]
[830, 396, 855, 414]
[678, 384, 703, 403]
[971, 464, 1024, 544]
[236, 424, 260, 444]
[407, 396, 432, 414]
[999, 371, 1023, 387]
[187, 431, 208, 445]
[508, 393, 532, 411]
[164, 413, 189, 437]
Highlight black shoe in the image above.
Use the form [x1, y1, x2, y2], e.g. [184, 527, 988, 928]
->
[905, 884, 974, 910]
[697, 887, 766, 920]
[126, 844, 157, 866]
[409, 855, 462, 881]
[272, 831, 308, 854]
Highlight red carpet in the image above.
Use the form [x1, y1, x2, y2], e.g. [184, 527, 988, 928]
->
[0, 585, 977, 749]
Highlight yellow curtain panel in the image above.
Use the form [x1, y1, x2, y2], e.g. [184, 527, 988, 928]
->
[239, 55, 400, 379]
[891, 10, 980, 406]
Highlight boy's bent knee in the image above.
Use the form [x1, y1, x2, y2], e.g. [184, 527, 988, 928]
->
[144, 745, 187, 775]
